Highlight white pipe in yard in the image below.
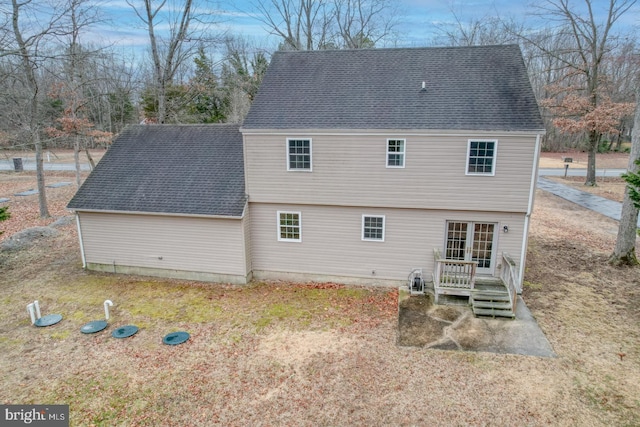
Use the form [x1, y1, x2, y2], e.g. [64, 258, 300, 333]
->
[27, 303, 36, 324]
[104, 300, 113, 320]
[34, 300, 41, 319]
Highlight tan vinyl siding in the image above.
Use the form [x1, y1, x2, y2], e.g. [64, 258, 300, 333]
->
[250, 203, 525, 282]
[243, 208, 252, 274]
[244, 132, 537, 213]
[78, 212, 248, 276]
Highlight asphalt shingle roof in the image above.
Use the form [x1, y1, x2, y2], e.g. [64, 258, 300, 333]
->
[67, 124, 246, 217]
[242, 44, 544, 131]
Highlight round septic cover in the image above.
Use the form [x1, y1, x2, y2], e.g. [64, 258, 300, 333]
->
[112, 325, 138, 339]
[34, 314, 62, 327]
[80, 320, 108, 334]
[163, 331, 190, 345]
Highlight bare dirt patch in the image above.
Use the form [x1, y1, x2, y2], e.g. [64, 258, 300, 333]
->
[1, 173, 639, 426]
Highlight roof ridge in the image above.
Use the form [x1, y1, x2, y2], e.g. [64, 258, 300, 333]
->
[273, 44, 520, 55]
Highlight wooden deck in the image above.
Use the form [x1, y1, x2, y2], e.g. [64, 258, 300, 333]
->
[432, 251, 518, 319]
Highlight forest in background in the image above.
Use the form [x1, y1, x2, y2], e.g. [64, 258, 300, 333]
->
[0, 0, 637, 155]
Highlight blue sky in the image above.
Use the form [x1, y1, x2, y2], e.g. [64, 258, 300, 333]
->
[90, 0, 639, 55]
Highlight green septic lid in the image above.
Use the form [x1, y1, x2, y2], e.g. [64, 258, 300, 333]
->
[163, 331, 190, 345]
[80, 320, 108, 334]
[34, 314, 62, 327]
[112, 325, 138, 339]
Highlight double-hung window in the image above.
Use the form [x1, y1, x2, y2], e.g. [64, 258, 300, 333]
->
[362, 215, 385, 241]
[278, 211, 301, 242]
[287, 138, 312, 171]
[466, 140, 497, 175]
[387, 139, 405, 168]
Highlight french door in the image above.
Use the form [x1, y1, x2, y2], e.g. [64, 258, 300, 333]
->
[445, 221, 497, 275]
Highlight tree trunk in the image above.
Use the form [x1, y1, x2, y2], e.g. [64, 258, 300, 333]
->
[585, 131, 598, 186]
[610, 189, 639, 266]
[157, 82, 166, 124]
[85, 148, 96, 170]
[74, 136, 82, 187]
[13, 0, 49, 218]
[34, 130, 50, 218]
[610, 90, 640, 266]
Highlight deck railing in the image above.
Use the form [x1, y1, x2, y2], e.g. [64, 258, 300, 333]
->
[432, 248, 477, 303]
[500, 252, 518, 313]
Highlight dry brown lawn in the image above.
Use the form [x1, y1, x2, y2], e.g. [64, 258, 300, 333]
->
[0, 164, 639, 426]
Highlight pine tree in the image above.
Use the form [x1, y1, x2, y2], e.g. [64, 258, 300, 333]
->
[622, 158, 640, 210]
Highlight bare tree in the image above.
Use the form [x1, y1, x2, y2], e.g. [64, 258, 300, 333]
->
[601, 39, 637, 150]
[127, 0, 220, 123]
[610, 82, 640, 266]
[221, 36, 270, 122]
[252, 0, 333, 50]
[334, 0, 398, 48]
[432, 6, 521, 47]
[3, 0, 72, 217]
[520, 0, 637, 186]
[54, 0, 108, 186]
[252, 0, 398, 50]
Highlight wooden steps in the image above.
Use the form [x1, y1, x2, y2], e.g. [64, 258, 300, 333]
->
[470, 282, 515, 319]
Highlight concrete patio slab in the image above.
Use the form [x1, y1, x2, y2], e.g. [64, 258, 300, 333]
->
[398, 289, 555, 358]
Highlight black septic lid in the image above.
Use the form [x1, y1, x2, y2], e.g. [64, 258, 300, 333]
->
[34, 314, 62, 327]
[163, 331, 190, 345]
[80, 320, 108, 334]
[112, 325, 138, 339]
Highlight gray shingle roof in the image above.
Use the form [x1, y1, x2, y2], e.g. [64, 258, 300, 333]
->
[242, 44, 544, 131]
[67, 124, 246, 217]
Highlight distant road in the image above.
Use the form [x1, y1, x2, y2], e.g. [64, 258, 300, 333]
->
[538, 168, 626, 177]
[0, 160, 92, 171]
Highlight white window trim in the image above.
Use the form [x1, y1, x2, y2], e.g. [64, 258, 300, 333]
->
[386, 138, 406, 168]
[286, 138, 313, 172]
[277, 211, 302, 242]
[361, 214, 385, 242]
[465, 139, 497, 176]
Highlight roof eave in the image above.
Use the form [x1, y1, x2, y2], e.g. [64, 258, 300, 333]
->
[68, 207, 245, 220]
[240, 127, 547, 136]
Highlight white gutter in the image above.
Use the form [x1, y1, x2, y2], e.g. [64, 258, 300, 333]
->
[519, 133, 542, 291]
[75, 213, 87, 269]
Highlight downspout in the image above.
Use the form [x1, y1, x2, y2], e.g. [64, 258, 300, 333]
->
[519, 133, 542, 292]
[75, 213, 87, 269]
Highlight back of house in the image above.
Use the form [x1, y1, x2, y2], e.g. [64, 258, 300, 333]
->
[240, 44, 544, 290]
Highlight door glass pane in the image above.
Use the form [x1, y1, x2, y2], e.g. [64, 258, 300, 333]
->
[472, 223, 494, 268]
[446, 222, 467, 260]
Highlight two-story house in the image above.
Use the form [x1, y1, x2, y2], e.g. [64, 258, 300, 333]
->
[241, 45, 543, 289]
[68, 45, 544, 310]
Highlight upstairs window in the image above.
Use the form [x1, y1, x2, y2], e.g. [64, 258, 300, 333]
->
[466, 140, 497, 175]
[362, 215, 385, 241]
[387, 139, 405, 168]
[287, 138, 312, 171]
[278, 211, 301, 242]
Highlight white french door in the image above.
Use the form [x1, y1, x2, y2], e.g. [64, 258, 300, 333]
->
[445, 221, 497, 275]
